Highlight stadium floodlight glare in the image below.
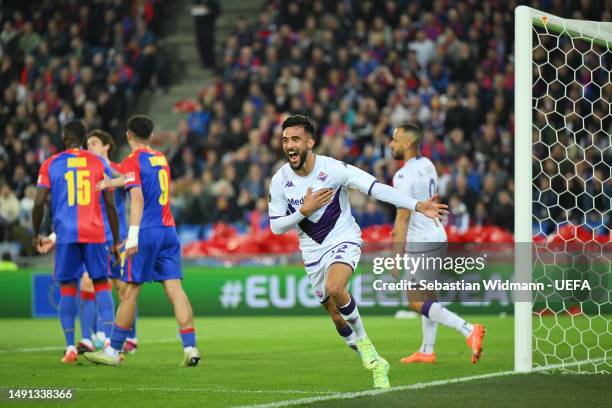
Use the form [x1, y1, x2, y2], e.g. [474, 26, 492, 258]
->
[514, 6, 611, 374]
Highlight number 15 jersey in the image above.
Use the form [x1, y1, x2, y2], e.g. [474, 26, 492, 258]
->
[37, 148, 113, 243]
[121, 147, 175, 229]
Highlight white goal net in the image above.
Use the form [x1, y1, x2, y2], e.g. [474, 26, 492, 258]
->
[514, 7, 611, 373]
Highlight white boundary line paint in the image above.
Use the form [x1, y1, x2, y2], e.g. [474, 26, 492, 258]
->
[233, 358, 610, 408]
[74, 387, 333, 395]
[0, 338, 178, 353]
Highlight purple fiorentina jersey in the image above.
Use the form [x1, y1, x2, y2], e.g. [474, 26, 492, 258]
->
[268, 155, 378, 265]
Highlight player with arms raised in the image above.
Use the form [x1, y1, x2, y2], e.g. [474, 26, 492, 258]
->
[390, 123, 485, 364]
[32, 120, 121, 364]
[84, 115, 200, 367]
[268, 115, 448, 388]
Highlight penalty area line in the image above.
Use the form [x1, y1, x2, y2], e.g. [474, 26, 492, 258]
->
[233, 357, 610, 408]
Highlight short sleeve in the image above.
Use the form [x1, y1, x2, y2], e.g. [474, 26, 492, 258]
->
[268, 175, 288, 218]
[36, 159, 51, 189]
[121, 154, 142, 189]
[393, 171, 413, 197]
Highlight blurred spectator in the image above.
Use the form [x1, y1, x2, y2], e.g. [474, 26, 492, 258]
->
[491, 190, 514, 232]
[19, 185, 36, 232]
[357, 200, 385, 228]
[473, 201, 492, 227]
[447, 195, 470, 233]
[191, 0, 220, 68]
[0, 184, 19, 241]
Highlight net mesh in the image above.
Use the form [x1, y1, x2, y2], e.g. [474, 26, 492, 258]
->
[530, 14, 611, 373]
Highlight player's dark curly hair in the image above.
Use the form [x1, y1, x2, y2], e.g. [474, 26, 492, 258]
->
[87, 129, 115, 153]
[127, 115, 154, 140]
[62, 120, 87, 147]
[281, 114, 317, 138]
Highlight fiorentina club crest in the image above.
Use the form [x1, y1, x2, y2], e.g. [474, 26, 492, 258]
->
[317, 171, 328, 182]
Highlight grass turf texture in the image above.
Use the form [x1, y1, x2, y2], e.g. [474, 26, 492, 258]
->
[0, 315, 609, 407]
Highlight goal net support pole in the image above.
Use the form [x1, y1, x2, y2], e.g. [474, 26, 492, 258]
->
[514, 5, 533, 373]
[514, 5, 611, 373]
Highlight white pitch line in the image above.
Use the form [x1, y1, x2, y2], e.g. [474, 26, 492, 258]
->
[76, 387, 333, 395]
[233, 358, 611, 408]
[0, 338, 178, 354]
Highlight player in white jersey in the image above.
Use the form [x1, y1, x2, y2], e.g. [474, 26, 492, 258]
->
[390, 123, 485, 364]
[268, 115, 448, 389]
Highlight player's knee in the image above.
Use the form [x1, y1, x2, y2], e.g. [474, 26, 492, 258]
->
[409, 301, 423, 312]
[325, 282, 346, 301]
[122, 283, 141, 302]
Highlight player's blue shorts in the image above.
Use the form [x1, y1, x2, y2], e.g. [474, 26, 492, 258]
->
[122, 227, 182, 283]
[55, 242, 109, 283]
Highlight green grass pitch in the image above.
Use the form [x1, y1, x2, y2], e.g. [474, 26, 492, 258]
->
[0, 316, 610, 407]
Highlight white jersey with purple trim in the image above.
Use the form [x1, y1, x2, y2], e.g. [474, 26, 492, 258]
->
[269, 155, 378, 265]
[392, 156, 447, 243]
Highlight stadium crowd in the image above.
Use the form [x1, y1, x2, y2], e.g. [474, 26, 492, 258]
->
[0, 0, 169, 253]
[1, 0, 609, 254]
[165, 0, 544, 236]
[164, 0, 609, 241]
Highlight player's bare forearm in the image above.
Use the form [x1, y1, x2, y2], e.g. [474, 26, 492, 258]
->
[392, 209, 411, 252]
[392, 209, 410, 262]
[125, 187, 144, 258]
[129, 187, 144, 227]
[32, 188, 48, 237]
[98, 175, 126, 191]
[102, 190, 120, 244]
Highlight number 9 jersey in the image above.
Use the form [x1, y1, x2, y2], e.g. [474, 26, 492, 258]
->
[37, 148, 113, 243]
[120, 147, 175, 228]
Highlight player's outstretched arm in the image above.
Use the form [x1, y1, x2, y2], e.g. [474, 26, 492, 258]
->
[341, 162, 448, 221]
[31, 187, 49, 252]
[96, 174, 126, 191]
[125, 187, 144, 258]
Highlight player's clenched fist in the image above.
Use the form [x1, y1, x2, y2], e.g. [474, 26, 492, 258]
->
[299, 187, 334, 217]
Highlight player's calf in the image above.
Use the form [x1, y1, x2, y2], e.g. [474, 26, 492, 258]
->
[162, 279, 200, 366]
[59, 284, 78, 355]
[323, 299, 359, 354]
[93, 279, 115, 339]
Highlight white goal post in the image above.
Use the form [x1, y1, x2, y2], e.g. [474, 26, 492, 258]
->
[514, 6, 611, 373]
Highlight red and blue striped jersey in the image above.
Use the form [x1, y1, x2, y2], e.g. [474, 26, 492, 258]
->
[37, 148, 113, 243]
[121, 148, 175, 229]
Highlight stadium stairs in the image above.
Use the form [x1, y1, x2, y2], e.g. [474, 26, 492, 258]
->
[140, 0, 263, 132]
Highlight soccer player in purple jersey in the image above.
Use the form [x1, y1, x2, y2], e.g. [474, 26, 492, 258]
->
[268, 115, 448, 388]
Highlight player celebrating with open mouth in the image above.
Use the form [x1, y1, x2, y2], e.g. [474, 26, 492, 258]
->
[268, 115, 448, 388]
